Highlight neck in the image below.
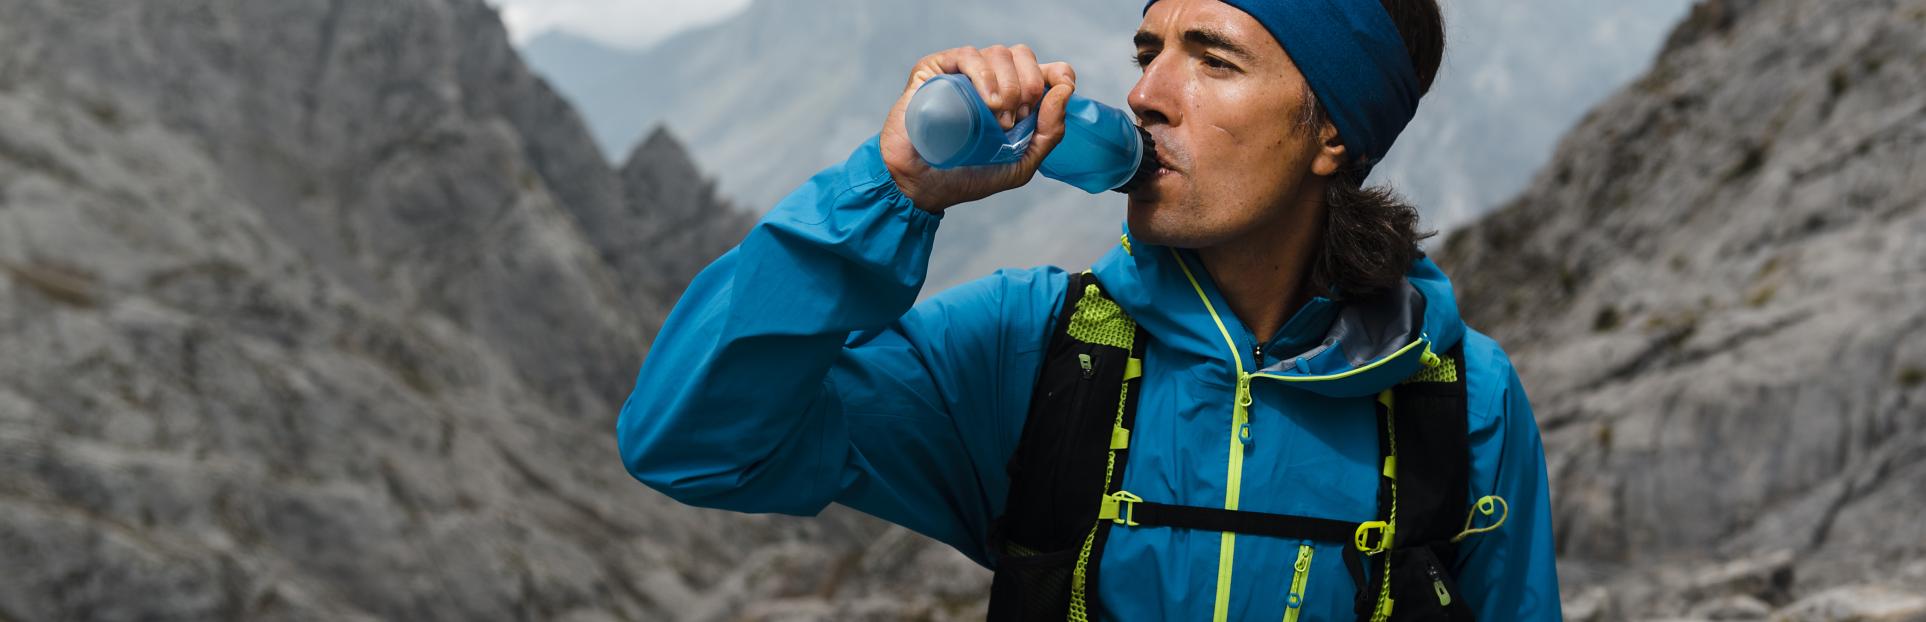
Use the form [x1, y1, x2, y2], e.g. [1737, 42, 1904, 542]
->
[1195, 190, 1326, 349]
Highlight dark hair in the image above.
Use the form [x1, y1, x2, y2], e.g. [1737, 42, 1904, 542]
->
[1302, 0, 1445, 299]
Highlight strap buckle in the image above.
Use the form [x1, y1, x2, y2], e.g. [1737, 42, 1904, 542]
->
[1354, 520, 1393, 555]
[1098, 491, 1143, 526]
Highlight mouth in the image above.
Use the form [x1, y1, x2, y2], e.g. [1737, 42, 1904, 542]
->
[1150, 149, 1177, 173]
[1155, 150, 1181, 175]
[1118, 124, 1192, 198]
[1145, 126, 1183, 175]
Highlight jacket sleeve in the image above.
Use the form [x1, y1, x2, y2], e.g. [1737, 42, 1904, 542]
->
[1454, 341, 1563, 619]
[616, 134, 1065, 567]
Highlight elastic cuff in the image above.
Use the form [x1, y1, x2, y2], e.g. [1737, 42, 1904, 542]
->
[879, 172, 942, 228]
[847, 133, 943, 226]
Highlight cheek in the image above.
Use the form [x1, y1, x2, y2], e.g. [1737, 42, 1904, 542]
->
[1192, 92, 1301, 177]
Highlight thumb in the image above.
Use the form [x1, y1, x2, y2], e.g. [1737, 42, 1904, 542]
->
[1019, 82, 1075, 174]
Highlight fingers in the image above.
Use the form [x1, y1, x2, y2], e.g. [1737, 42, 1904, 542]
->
[1028, 62, 1078, 159]
[1020, 82, 1077, 174]
[914, 45, 1060, 119]
[890, 45, 1080, 205]
[1040, 61, 1077, 91]
[1009, 44, 1046, 123]
[946, 47, 1000, 116]
[980, 46, 1022, 129]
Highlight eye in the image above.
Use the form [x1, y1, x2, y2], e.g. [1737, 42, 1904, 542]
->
[1201, 55, 1236, 71]
[1131, 51, 1156, 69]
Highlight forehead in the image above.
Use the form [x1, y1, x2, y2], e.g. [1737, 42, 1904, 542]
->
[1137, 0, 1284, 61]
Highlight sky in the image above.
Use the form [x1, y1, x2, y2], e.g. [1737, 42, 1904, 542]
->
[491, 0, 754, 49]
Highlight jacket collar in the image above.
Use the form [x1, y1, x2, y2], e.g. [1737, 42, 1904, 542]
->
[1090, 228, 1466, 398]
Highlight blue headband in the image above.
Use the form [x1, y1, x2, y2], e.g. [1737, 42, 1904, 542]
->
[1142, 0, 1421, 174]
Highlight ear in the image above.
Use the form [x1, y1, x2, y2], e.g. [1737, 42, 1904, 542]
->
[1310, 118, 1347, 177]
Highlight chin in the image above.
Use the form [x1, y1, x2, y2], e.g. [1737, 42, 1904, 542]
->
[1126, 199, 1220, 249]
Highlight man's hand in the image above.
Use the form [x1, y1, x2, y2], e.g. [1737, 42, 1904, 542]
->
[880, 45, 1077, 214]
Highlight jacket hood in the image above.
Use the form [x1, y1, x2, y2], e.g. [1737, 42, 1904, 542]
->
[1090, 228, 1466, 398]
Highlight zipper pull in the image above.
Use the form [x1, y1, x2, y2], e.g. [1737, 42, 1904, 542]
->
[1284, 543, 1314, 622]
[1078, 353, 1094, 379]
[1235, 373, 1254, 449]
[1427, 562, 1452, 607]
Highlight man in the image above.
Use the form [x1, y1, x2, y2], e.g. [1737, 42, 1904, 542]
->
[617, 0, 1561, 619]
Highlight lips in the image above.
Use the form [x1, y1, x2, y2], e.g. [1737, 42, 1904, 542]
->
[1150, 148, 1180, 174]
[1135, 125, 1176, 172]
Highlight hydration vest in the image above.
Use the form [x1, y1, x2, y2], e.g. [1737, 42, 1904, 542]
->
[987, 271, 1506, 622]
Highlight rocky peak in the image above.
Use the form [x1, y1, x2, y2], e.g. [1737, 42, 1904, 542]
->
[1438, 0, 1926, 617]
[0, 0, 849, 620]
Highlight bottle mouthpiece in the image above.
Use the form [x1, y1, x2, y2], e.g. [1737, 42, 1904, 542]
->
[1110, 126, 1159, 194]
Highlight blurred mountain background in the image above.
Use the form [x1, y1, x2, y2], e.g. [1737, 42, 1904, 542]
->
[520, 0, 1691, 290]
[0, 0, 1921, 620]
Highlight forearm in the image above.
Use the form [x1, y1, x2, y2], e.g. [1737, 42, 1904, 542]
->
[616, 135, 940, 513]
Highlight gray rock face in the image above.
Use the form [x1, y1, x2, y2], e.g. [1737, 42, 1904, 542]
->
[7, 0, 1918, 619]
[1437, 0, 1926, 617]
[0, 0, 892, 620]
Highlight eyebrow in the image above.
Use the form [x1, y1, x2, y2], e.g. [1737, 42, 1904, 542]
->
[1133, 26, 1260, 64]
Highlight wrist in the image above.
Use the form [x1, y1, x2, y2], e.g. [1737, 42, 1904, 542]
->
[889, 170, 951, 214]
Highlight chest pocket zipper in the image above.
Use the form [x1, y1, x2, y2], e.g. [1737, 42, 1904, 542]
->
[1283, 543, 1314, 622]
[1427, 559, 1452, 607]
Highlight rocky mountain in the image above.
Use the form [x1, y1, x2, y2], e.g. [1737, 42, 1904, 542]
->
[522, 0, 1690, 290]
[0, 0, 974, 620]
[7, 0, 1921, 620]
[1437, 0, 1926, 618]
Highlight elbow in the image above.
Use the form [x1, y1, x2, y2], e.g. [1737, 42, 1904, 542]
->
[615, 393, 691, 501]
[615, 393, 836, 515]
[615, 391, 682, 496]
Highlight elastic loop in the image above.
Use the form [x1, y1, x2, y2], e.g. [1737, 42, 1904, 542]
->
[1450, 495, 1510, 543]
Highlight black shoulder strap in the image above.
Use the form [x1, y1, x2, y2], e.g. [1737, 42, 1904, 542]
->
[989, 272, 1146, 622]
[1356, 344, 1476, 621]
[1389, 344, 1471, 548]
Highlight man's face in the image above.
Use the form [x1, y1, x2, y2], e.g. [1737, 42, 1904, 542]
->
[1126, 0, 1335, 248]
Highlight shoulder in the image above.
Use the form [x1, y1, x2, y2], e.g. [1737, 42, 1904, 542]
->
[873, 266, 1072, 354]
[921, 265, 1071, 318]
[1458, 327, 1528, 436]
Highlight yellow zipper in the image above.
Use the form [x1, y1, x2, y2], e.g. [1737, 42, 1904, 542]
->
[1283, 543, 1314, 622]
[1172, 249, 1251, 622]
[1251, 336, 1428, 383]
[1174, 249, 1417, 622]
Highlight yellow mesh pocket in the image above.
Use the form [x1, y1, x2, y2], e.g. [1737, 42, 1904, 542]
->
[1408, 357, 1459, 384]
[1065, 274, 1136, 621]
[1066, 283, 1135, 349]
[1068, 379, 1130, 622]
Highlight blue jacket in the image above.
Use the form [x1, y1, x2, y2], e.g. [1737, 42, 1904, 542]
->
[618, 135, 1562, 620]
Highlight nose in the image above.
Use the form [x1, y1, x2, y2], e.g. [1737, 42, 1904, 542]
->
[1128, 52, 1180, 127]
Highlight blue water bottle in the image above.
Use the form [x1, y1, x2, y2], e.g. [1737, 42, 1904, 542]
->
[905, 74, 1157, 194]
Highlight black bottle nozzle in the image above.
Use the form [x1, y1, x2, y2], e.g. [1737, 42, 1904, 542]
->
[1110, 126, 1160, 194]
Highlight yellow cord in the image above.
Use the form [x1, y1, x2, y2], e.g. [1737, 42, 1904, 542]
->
[1450, 496, 1509, 543]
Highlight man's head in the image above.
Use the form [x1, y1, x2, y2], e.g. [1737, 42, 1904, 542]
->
[1126, 0, 1444, 298]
